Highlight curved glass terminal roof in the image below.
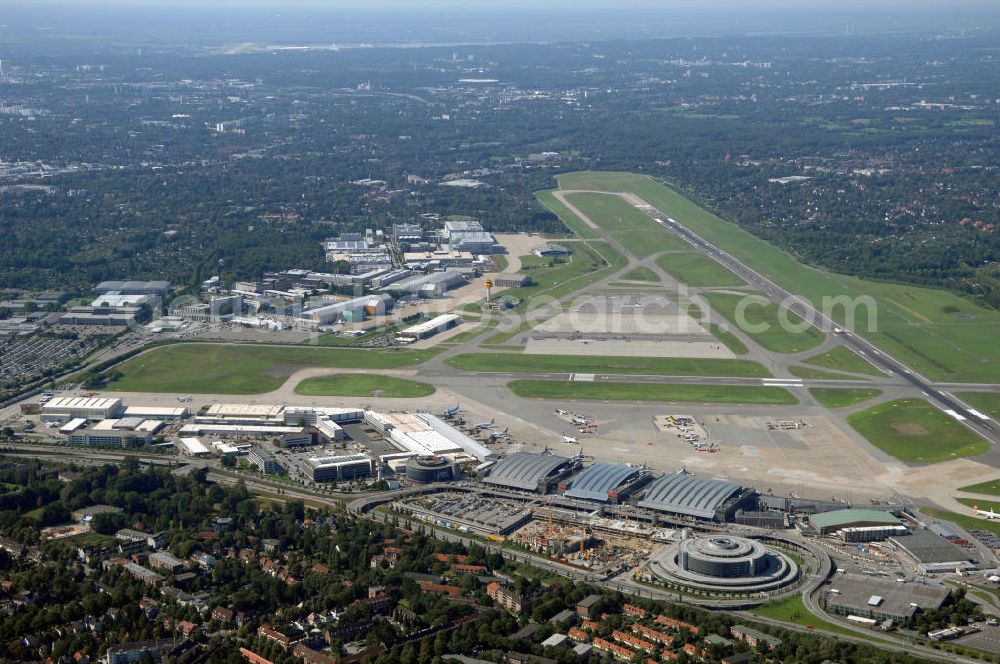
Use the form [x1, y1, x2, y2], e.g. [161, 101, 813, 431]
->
[564, 463, 641, 502]
[483, 452, 571, 491]
[638, 473, 743, 519]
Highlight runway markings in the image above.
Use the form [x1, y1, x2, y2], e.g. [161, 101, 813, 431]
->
[570, 373, 596, 382]
[968, 408, 992, 421]
[943, 408, 968, 422]
[762, 378, 804, 388]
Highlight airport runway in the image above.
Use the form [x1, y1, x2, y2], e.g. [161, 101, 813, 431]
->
[628, 199, 1000, 447]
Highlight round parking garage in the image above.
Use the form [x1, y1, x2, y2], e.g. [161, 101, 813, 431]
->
[649, 532, 800, 595]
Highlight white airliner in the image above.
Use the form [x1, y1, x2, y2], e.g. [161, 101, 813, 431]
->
[973, 504, 1000, 520]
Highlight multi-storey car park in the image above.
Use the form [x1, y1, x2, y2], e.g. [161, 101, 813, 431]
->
[648, 532, 800, 595]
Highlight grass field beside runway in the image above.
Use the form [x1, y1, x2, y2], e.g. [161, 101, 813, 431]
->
[655, 252, 745, 287]
[536, 189, 599, 239]
[446, 352, 771, 377]
[620, 267, 659, 282]
[294, 374, 435, 398]
[704, 322, 749, 355]
[501, 241, 626, 304]
[788, 366, 856, 380]
[107, 343, 438, 394]
[923, 508, 1000, 538]
[809, 388, 882, 408]
[507, 380, 796, 404]
[957, 479, 1000, 497]
[955, 497, 1000, 512]
[482, 241, 627, 345]
[553, 171, 1000, 383]
[703, 291, 826, 354]
[847, 398, 989, 463]
[561, 192, 691, 257]
[802, 346, 882, 376]
[956, 392, 1000, 420]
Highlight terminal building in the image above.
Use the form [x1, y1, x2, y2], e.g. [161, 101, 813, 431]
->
[637, 473, 752, 521]
[562, 463, 651, 504]
[365, 411, 492, 462]
[482, 453, 577, 494]
[307, 454, 374, 483]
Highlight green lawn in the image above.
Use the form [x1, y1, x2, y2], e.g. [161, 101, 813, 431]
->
[923, 508, 1000, 538]
[108, 343, 439, 394]
[957, 479, 1000, 497]
[655, 252, 745, 287]
[788, 366, 856, 380]
[507, 380, 796, 405]
[802, 346, 882, 376]
[620, 267, 660, 283]
[562, 192, 691, 257]
[553, 171, 1000, 383]
[956, 392, 1000, 420]
[446, 353, 771, 377]
[955, 497, 1000, 512]
[439, 323, 492, 345]
[751, 595, 858, 637]
[704, 292, 826, 354]
[809, 388, 882, 408]
[847, 398, 990, 463]
[502, 241, 625, 303]
[705, 322, 749, 355]
[482, 241, 627, 345]
[536, 189, 599, 239]
[294, 374, 435, 398]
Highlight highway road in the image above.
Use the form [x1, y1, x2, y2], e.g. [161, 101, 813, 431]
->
[634, 202, 1000, 447]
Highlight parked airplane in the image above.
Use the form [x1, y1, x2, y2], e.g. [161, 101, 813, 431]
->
[475, 419, 495, 430]
[562, 435, 579, 444]
[443, 403, 461, 418]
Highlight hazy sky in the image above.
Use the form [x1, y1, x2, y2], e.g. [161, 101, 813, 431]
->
[15, 0, 1000, 7]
